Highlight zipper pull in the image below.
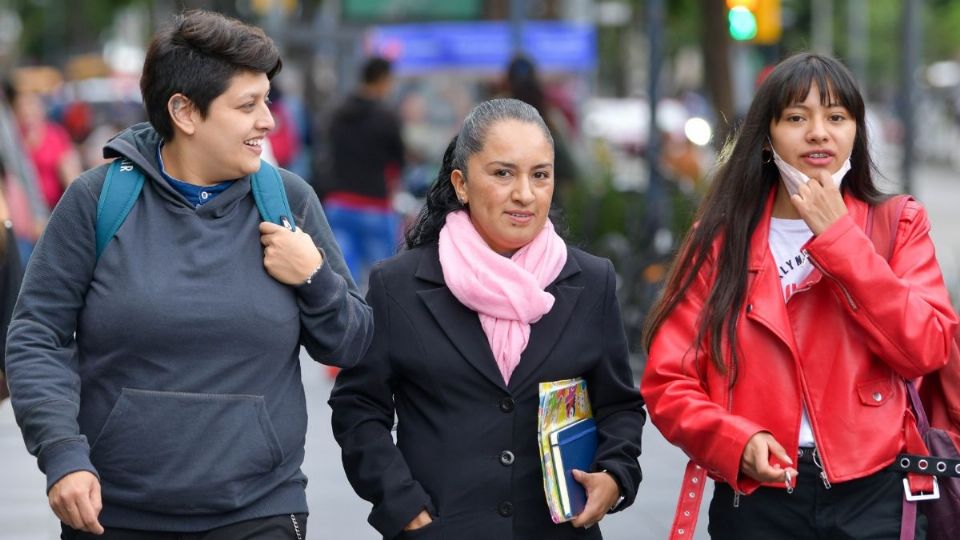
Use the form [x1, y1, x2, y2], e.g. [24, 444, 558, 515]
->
[733, 491, 741, 508]
[812, 448, 833, 489]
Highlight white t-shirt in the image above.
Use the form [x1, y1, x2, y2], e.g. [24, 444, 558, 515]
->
[768, 218, 816, 447]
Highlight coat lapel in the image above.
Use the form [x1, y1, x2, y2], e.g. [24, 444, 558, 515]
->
[414, 244, 584, 393]
[507, 254, 583, 391]
[416, 245, 508, 391]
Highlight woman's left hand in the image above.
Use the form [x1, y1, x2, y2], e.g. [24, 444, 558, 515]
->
[569, 470, 620, 529]
[260, 221, 323, 285]
[790, 169, 848, 235]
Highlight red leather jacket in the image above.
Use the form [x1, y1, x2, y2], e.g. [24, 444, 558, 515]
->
[643, 192, 958, 496]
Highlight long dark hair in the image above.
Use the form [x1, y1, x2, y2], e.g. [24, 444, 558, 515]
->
[642, 52, 885, 379]
[405, 98, 554, 249]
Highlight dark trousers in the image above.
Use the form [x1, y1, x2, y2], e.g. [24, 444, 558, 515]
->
[61, 513, 307, 540]
[708, 449, 925, 540]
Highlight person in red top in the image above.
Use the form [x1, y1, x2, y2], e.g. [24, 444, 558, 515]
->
[642, 52, 958, 539]
[6, 82, 82, 212]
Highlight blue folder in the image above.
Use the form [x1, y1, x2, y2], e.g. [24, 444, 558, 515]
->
[549, 417, 598, 518]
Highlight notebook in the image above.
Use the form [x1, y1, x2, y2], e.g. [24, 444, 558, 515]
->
[549, 417, 598, 518]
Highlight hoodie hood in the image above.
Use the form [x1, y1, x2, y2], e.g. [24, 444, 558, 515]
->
[103, 122, 165, 181]
[101, 122, 253, 213]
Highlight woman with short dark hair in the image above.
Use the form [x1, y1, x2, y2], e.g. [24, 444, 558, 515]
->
[5, 10, 372, 539]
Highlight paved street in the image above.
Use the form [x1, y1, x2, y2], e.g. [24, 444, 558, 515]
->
[0, 357, 709, 540]
[1, 160, 957, 540]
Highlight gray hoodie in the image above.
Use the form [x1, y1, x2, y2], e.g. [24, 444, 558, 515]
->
[5, 123, 373, 531]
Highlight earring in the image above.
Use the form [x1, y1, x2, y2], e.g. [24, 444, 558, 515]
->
[761, 147, 773, 164]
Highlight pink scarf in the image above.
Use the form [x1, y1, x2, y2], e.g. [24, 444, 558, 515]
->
[438, 210, 568, 384]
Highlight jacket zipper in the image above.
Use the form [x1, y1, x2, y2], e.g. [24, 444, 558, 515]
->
[803, 249, 858, 310]
[797, 250, 839, 489]
[290, 514, 303, 540]
[726, 335, 744, 508]
[812, 448, 832, 489]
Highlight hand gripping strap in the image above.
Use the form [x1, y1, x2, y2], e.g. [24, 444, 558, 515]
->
[96, 158, 144, 259]
[669, 460, 708, 540]
[250, 160, 295, 231]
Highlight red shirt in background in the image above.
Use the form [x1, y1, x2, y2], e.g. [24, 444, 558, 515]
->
[26, 121, 72, 211]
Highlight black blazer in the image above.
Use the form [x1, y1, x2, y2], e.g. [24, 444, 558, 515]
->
[330, 243, 645, 540]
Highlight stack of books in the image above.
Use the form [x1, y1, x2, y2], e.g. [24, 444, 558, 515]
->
[537, 378, 598, 523]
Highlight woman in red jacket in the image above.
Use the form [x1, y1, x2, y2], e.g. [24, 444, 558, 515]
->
[642, 52, 958, 539]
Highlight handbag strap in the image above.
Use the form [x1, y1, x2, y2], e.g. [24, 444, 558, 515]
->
[868, 195, 937, 540]
[905, 379, 931, 436]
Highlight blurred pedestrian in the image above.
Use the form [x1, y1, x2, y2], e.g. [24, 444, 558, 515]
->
[642, 52, 959, 539]
[4, 10, 372, 539]
[325, 56, 405, 288]
[503, 56, 581, 193]
[4, 79, 82, 212]
[330, 98, 645, 540]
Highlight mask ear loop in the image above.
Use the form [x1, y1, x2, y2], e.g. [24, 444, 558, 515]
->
[763, 137, 775, 164]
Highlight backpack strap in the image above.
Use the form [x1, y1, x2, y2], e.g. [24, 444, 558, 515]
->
[95, 158, 144, 260]
[251, 160, 296, 231]
[95, 159, 295, 260]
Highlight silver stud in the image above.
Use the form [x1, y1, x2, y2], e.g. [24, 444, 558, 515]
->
[873, 391, 883, 402]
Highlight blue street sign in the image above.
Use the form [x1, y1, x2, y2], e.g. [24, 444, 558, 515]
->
[366, 21, 597, 74]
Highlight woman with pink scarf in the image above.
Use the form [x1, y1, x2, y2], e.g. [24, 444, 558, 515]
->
[330, 99, 645, 540]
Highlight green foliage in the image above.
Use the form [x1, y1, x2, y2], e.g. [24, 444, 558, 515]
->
[11, 0, 139, 64]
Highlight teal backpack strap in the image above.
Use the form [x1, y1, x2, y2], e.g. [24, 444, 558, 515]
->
[95, 158, 144, 260]
[250, 160, 296, 231]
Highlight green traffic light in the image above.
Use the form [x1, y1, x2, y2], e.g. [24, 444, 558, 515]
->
[728, 6, 758, 41]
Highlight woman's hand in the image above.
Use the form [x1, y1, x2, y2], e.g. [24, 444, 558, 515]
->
[790, 169, 848, 235]
[740, 431, 798, 485]
[48, 471, 104, 534]
[569, 470, 620, 529]
[403, 509, 433, 531]
[259, 221, 323, 285]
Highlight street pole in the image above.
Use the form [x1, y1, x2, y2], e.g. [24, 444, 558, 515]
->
[811, 0, 833, 55]
[645, 0, 665, 240]
[848, 0, 868, 91]
[900, 0, 921, 195]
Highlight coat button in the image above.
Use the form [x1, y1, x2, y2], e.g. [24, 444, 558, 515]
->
[499, 397, 515, 413]
[498, 501, 514, 517]
[500, 450, 515, 466]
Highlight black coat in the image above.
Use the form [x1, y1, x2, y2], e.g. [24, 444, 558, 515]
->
[330, 243, 645, 540]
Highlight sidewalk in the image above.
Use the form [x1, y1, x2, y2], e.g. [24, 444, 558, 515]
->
[0, 357, 706, 540]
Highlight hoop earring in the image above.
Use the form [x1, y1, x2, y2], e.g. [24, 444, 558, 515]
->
[761, 148, 773, 164]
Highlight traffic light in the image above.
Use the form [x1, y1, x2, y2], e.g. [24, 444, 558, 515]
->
[726, 0, 781, 45]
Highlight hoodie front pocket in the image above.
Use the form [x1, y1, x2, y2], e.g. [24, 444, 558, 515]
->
[90, 388, 284, 514]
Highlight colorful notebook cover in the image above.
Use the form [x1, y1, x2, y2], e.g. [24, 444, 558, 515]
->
[538, 377, 593, 523]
